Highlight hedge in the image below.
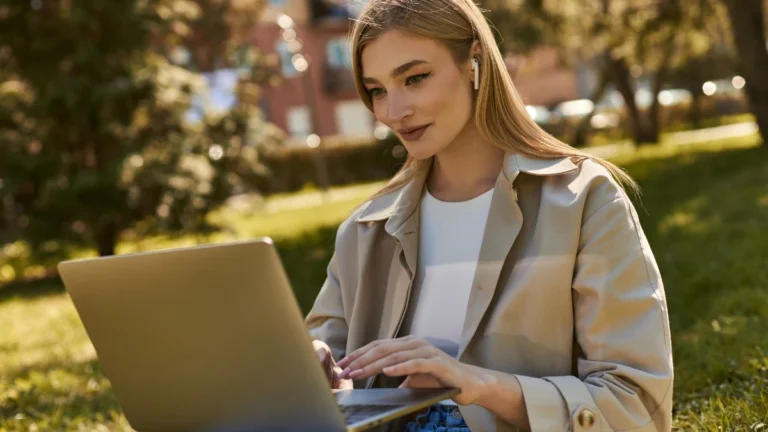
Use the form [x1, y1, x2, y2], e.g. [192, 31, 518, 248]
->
[259, 135, 406, 195]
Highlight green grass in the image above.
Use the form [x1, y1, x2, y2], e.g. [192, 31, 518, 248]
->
[2, 136, 768, 430]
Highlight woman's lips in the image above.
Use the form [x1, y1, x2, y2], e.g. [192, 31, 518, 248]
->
[398, 124, 430, 141]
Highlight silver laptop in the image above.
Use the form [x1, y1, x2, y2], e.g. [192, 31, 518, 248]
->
[58, 238, 459, 432]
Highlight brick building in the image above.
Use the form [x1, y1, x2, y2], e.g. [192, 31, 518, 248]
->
[253, 0, 588, 144]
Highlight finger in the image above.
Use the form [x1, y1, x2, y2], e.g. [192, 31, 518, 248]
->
[337, 336, 416, 369]
[398, 375, 413, 389]
[337, 340, 383, 369]
[340, 378, 354, 390]
[347, 346, 434, 380]
[341, 338, 425, 377]
[383, 357, 445, 378]
[312, 342, 334, 383]
[333, 366, 355, 390]
[398, 373, 441, 389]
[332, 366, 343, 389]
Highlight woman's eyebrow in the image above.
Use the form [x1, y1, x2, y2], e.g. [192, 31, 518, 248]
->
[362, 59, 428, 84]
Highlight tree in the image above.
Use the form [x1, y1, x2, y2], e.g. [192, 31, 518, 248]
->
[0, 1, 279, 262]
[720, 0, 768, 146]
[667, 46, 740, 129]
[483, 0, 727, 145]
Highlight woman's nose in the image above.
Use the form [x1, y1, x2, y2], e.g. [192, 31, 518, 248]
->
[382, 92, 414, 124]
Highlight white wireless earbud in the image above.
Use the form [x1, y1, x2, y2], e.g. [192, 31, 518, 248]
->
[471, 58, 480, 90]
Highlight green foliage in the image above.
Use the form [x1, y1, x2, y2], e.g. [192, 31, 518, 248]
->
[0, 1, 279, 257]
[489, 0, 729, 71]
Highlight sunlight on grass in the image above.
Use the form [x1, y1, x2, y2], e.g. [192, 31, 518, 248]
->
[759, 193, 768, 208]
[0, 295, 95, 376]
[0, 293, 131, 431]
[118, 182, 384, 254]
[657, 198, 715, 236]
[611, 133, 761, 169]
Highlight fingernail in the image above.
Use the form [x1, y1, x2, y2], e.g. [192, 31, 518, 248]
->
[340, 367, 351, 378]
[349, 369, 363, 378]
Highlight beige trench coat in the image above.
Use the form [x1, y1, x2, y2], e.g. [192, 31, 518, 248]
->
[305, 153, 673, 431]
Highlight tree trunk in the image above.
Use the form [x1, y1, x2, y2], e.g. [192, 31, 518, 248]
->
[690, 90, 702, 129]
[648, 40, 673, 139]
[723, 0, 768, 147]
[571, 66, 610, 148]
[607, 57, 659, 145]
[96, 220, 119, 256]
[686, 64, 703, 129]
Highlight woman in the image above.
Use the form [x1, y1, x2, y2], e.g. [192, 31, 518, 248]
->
[306, 0, 673, 430]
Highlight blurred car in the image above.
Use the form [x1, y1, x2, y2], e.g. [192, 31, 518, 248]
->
[550, 99, 621, 130]
[525, 105, 552, 125]
[658, 89, 693, 106]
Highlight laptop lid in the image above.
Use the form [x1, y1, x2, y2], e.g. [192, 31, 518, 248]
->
[58, 239, 347, 432]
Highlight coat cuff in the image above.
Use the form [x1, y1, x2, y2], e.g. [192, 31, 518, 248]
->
[516, 375, 604, 432]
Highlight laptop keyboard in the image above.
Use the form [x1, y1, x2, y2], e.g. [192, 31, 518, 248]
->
[341, 404, 402, 425]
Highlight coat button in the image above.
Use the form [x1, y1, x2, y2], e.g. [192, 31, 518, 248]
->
[578, 409, 596, 428]
[451, 407, 463, 419]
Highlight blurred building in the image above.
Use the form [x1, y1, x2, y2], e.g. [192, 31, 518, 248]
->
[252, 0, 373, 145]
[252, 0, 595, 144]
[505, 47, 589, 107]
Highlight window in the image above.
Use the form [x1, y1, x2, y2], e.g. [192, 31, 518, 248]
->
[275, 41, 299, 77]
[335, 100, 374, 137]
[326, 37, 352, 69]
[286, 106, 312, 137]
[311, 0, 368, 22]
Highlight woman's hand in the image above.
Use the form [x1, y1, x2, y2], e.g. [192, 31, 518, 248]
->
[336, 336, 496, 406]
[313, 340, 354, 390]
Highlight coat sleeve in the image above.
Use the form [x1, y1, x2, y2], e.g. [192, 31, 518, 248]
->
[304, 223, 350, 363]
[514, 188, 674, 431]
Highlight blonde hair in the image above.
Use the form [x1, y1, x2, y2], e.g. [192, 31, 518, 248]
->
[350, 0, 638, 199]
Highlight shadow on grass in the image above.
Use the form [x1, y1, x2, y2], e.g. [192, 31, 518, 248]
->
[622, 145, 768, 424]
[624, 145, 768, 331]
[0, 277, 65, 303]
[0, 225, 338, 311]
[275, 225, 338, 315]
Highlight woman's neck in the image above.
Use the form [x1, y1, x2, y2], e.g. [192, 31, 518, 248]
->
[426, 123, 505, 202]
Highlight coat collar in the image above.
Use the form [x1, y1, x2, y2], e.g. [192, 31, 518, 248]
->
[355, 153, 577, 229]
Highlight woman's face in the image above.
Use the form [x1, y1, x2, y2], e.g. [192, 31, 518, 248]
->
[360, 30, 475, 160]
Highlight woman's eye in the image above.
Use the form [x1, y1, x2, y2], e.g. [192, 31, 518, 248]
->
[406, 73, 430, 86]
[368, 87, 384, 98]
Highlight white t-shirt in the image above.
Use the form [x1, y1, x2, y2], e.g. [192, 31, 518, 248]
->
[407, 187, 493, 359]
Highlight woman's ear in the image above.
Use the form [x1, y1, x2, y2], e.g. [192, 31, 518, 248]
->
[468, 40, 483, 89]
[469, 39, 483, 63]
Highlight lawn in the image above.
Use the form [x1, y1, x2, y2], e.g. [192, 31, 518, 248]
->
[1, 136, 767, 431]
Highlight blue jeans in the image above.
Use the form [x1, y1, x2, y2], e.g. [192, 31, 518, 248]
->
[404, 405, 470, 432]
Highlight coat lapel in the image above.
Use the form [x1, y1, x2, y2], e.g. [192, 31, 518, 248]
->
[373, 165, 430, 341]
[457, 161, 524, 360]
[383, 217, 419, 340]
[357, 165, 428, 390]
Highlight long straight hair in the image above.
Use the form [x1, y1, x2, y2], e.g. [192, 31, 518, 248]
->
[349, 0, 638, 199]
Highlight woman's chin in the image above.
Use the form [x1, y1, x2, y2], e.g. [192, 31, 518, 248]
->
[402, 143, 440, 161]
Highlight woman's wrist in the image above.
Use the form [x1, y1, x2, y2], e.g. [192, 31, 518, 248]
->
[464, 364, 501, 405]
[468, 367, 530, 429]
